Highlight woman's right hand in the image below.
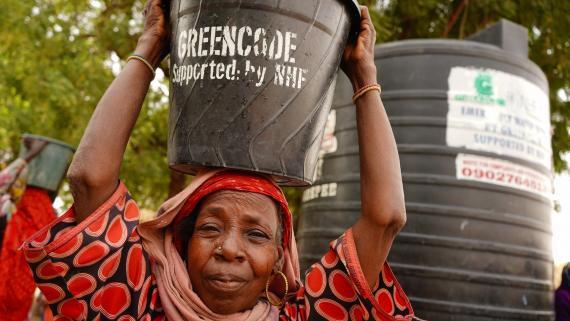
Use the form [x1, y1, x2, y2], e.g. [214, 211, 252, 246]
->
[22, 138, 48, 163]
[135, 0, 170, 67]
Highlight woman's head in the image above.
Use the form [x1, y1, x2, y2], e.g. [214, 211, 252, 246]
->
[561, 263, 570, 290]
[173, 171, 292, 314]
[184, 190, 284, 314]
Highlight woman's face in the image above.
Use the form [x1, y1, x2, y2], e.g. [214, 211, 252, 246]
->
[186, 190, 283, 314]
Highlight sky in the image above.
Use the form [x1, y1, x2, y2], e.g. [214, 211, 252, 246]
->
[553, 169, 570, 264]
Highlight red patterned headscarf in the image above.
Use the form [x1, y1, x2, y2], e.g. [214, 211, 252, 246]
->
[173, 171, 292, 252]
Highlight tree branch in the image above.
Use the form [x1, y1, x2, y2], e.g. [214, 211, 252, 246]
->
[442, 0, 469, 38]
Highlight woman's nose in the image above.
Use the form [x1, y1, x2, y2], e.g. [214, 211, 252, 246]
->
[216, 232, 246, 262]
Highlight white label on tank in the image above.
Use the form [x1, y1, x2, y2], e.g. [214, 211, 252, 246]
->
[446, 67, 551, 170]
[456, 153, 552, 197]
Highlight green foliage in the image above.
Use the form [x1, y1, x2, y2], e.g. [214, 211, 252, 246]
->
[0, 0, 169, 209]
[0, 1, 108, 158]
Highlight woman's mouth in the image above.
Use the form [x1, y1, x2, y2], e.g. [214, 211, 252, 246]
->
[206, 274, 247, 292]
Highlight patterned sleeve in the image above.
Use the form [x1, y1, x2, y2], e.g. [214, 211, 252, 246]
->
[280, 229, 415, 321]
[22, 182, 164, 320]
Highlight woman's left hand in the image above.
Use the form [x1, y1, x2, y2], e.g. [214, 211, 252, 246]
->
[340, 6, 377, 91]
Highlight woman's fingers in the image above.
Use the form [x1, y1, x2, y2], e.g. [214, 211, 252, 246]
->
[160, 0, 170, 10]
[143, 0, 168, 27]
[340, 5, 378, 89]
[358, 6, 375, 50]
[344, 6, 376, 61]
[138, 0, 170, 63]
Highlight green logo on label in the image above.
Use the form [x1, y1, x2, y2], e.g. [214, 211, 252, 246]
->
[475, 73, 493, 96]
[453, 71, 505, 106]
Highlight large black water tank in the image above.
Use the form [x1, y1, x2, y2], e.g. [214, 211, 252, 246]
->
[297, 35, 554, 320]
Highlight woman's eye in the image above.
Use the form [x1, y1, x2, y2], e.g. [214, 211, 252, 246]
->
[248, 229, 270, 239]
[198, 224, 219, 232]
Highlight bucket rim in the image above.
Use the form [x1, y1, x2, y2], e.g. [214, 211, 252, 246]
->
[21, 133, 76, 152]
[346, 0, 362, 34]
[169, 163, 313, 187]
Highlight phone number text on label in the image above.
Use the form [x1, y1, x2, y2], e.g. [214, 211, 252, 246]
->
[456, 154, 552, 197]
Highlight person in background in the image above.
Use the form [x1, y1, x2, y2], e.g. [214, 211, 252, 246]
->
[29, 290, 54, 321]
[0, 137, 55, 321]
[556, 263, 570, 321]
[0, 137, 47, 247]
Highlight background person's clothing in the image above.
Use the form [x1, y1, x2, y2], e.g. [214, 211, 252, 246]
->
[0, 187, 55, 321]
[0, 158, 28, 252]
[556, 267, 570, 321]
[24, 182, 414, 320]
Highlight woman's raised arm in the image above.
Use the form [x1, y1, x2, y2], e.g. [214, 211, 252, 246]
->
[68, 0, 169, 222]
[341, 7, 407, 287]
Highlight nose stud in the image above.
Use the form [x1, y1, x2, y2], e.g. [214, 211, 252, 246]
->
[215, 244, 223, 255]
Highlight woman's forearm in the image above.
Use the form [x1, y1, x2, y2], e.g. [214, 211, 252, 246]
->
[68, 41, 159, 222]
[347, 63, 406, 227]
[352, 86, 406, 286]
[356, 90, 406, 229]
[340, 6, 407, 287]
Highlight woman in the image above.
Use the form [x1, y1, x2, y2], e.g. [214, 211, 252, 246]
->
[0, 137, 47, 222]
[0, 137, 53, 321]
[23, 0, 416, 320]
[556, 263, 570, 321]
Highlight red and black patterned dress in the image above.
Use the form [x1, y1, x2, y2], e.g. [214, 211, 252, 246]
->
[23, 182, 414, 320]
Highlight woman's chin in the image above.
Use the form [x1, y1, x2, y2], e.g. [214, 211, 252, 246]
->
[205, 297, 257, 315]
[199, 282, 259, 315]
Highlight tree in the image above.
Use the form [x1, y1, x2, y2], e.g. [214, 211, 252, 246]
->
[0, 0, 173, 209]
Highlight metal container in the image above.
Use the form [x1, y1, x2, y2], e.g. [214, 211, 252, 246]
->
[297, 21, 554, 320]
[19, 134, 74, 197]
[168, 0, 360, 185]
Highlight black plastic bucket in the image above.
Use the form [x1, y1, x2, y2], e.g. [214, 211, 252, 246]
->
[18, 134, 75, 197]
[168, 0, 360, 185]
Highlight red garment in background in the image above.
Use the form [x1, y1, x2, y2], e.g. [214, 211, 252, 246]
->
[0, 187, 54, 321]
